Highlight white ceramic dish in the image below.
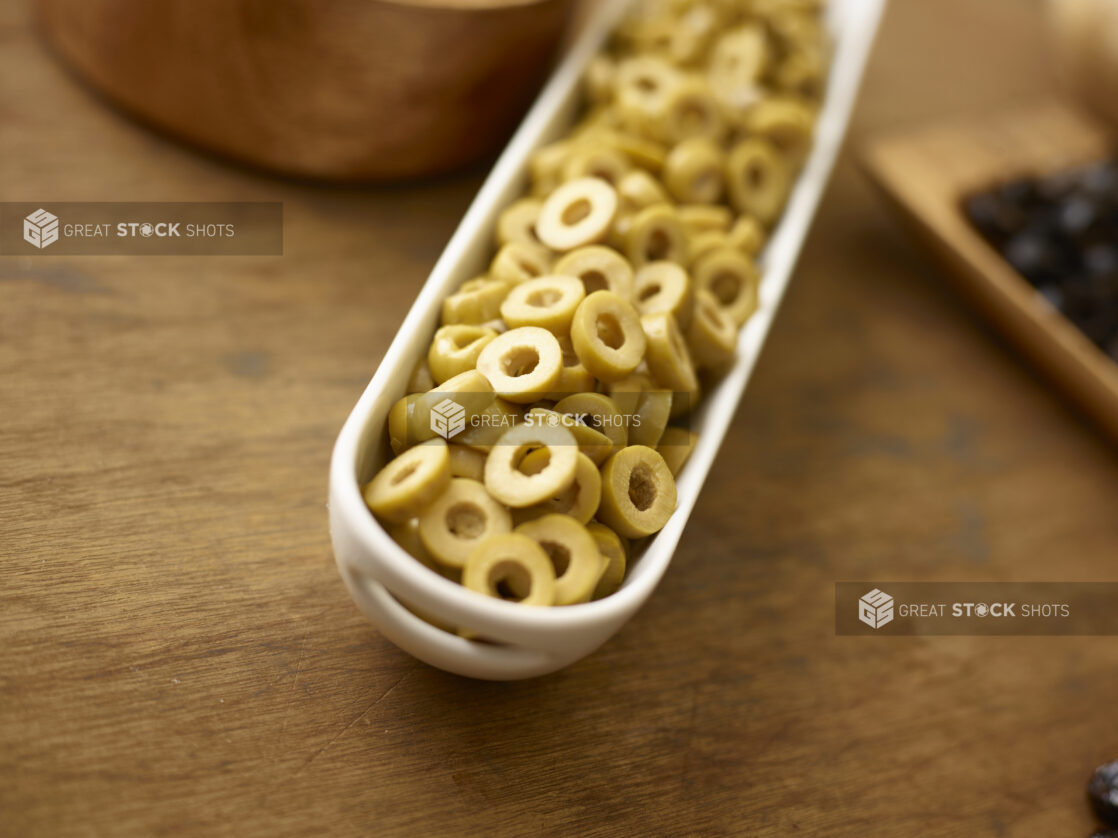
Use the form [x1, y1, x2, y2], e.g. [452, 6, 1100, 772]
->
[329, 0, 886, 680]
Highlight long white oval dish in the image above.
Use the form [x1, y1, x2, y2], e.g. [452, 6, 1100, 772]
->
[330, 0, 886, 680]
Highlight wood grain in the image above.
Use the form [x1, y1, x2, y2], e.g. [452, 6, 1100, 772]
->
[863, 102, 1118, 441]
[2, 0, 1118, 836]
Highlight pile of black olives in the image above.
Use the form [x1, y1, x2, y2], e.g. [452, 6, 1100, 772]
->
[1089, 759, 1118, 836]
[963, 157, 1118, 360]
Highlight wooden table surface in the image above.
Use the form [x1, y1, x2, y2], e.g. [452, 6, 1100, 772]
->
[3, 1, 1117, 835]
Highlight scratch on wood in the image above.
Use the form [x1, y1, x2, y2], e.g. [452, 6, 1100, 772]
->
[296, 672, 411, 775]
[677, 684, 698, 790]
[289, 631, 309, 697]
[279, 630, 310, 738]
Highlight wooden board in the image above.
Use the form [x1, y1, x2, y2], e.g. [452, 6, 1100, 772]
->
[3, 0, 1118, 836]
[862, 102, 1118, 440]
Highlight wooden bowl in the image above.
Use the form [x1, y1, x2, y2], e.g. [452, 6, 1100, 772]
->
[863, 103, 1118, 443]
[37, 0, 574, 181]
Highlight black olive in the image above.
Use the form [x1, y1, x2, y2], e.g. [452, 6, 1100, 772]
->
[963, 192, 1024, 242]
[999, 177, 1038, 207]
[1080, 161, 1118, 199]
[1038, 168, 1079, 202]
[1036, 283, 1065, 311]
[1004, 229, 1060, 285]
[1058, 196, 1099, 237]
[1084, 245, 1118, 279]
[1089, 760, 1118, 827]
